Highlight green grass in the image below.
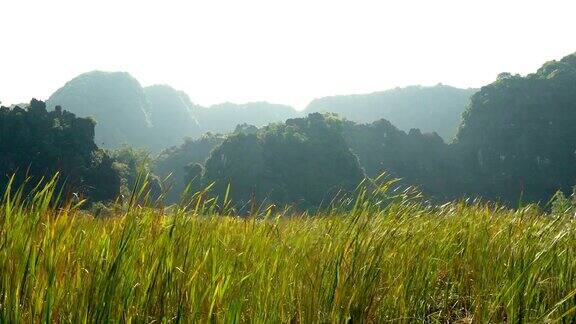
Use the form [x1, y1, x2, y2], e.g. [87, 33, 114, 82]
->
[1, 176, 576, 322]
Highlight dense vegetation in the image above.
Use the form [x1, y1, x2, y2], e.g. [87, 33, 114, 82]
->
[318, 53, 576, 205]
[305, 85, 477, 141]
[1, 177, 575, 322]
[8, 53, 576, 207]
[203, 113, 363, 210]
[0, 99, 120, 202]
[48, 73, 476, 153]
[153, 133, 225, 204]
[110, 145, 161, 201]
[5, 46, 576, 323]
[454, 53, 576, 204]
[342, 119, 457, 200]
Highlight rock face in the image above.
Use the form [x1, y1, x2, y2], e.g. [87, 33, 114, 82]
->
[305, 85, 477, 142]
[48, 71, 152, 149]
[144, 85, 202, 151]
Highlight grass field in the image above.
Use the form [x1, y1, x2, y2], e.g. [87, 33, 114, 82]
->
[1, 176, 576, 322]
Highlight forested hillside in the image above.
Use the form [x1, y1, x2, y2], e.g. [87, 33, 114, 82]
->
[202, 113, 364, 209]
[0, 99, 120, 202]
[5, 53, 576, 208]
[342, 120, 457, 200]
[454, 53, 576, 203]
[195, 52, 576, 207]
[305, 85, 477, 141]
[46, 73, 472, 153]
[153, 133, 225, 203]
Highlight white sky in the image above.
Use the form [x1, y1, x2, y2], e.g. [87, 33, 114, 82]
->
[1, 0, 575, 110]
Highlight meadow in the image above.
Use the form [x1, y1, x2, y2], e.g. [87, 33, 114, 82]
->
[1, 175, 575, 323]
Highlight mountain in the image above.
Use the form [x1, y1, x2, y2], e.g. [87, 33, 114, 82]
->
[196, 102, 299, 134]
[144, 85, 202, 151]
[453, 53, 576, 203]
[47, 71, 153, 149]
[304, 85, 477, 141]
[48, 72, 299, 152]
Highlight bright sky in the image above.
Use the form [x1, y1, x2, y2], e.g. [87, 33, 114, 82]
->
[1, 0, 575, 110]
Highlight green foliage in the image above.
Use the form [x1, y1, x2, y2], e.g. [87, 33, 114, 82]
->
[305, 84, 477, 141]
[233, 123, 258, 135]
[550, 188, 576, 216]
[342, 119, 459, 200]
[184, 163, 204, 189]
[111, 145, 161, 201]
[454, 52, 576, 204]
[13, 53, 576, 208]
[1, 176, 576, 322]
[153, 134, 225, 204]
[0, 99, 120, 203]
[203, 113, 364, 209]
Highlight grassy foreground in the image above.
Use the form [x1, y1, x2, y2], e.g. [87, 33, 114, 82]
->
[1, 177, 576, 322]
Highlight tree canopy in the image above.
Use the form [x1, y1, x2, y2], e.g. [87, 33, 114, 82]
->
[203, 113, 364, 209]
[453, 53, 576, 204]
[342, 119, 457, 200]
[0, 99, 120, 202]
[153, 133, 226, 203]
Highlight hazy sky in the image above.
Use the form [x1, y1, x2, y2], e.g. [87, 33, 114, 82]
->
[1, 0, 575, 109]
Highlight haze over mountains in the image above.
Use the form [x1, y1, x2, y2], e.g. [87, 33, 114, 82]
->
[163, 52, 576, 206]
[45, 71, 477, 151]
[3, 52, 576, 207]
[143, 85, 202, 151]
[47, 71, 300, 151]
[47, 72, 153, 149]
[305, 85, 478, 141]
